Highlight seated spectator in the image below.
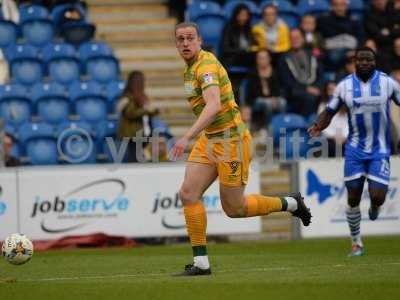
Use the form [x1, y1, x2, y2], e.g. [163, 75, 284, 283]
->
[364, 39, 392, 73]
[317, 81, 348, 157]
[3, 133, 20, 167]
[117, 71, 158, 163]
[220, 4, 256, 69]
[252, 4, 290, 57]
[279, 29, 323, 118]
[388, 37, 400, 72]
[364, 0, 392, 53]
[245, 50, 285, 130]
[300, 14, 324, 57]
[388, 0, 400, 39]
[335, 52, 355, 81]
[317, 0, 363, 71]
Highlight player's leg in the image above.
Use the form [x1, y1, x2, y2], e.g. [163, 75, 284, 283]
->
[179, 161, 217, 275]
[344, 153, 367, 256]
[217, 131, 311, 225]
[366, 157, 390, 220]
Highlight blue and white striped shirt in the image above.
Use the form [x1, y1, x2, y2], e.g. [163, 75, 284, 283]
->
[327, 71, 400, 156]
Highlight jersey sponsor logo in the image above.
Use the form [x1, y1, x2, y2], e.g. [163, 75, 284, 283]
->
[229, 161, 240, 174]
[203, 72, 213, 84]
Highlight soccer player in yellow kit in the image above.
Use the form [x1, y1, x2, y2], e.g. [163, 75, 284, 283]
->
[170, 22, 312, 276]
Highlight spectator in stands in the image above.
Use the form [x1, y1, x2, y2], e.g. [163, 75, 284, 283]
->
[220, 4, 256, 69]
[167, 0, 185, 23]
[300, 14, 324, 57]
[317, 0, 363, 71]
[388, 0, 400, 39]
[1, 0, 19, 23]
[363, 39, 392, 73]
[252, 4, 290, 58]
[364, 0, 392, 53]
[117, 71, 158, 163]
[335, 53, 355, 81]
[388, 37, 400, 71]
[3, 133, 20, 167]
[245, 49, 285, 130]
[0, 50, 9, 84]
[279, 29, 323, 118]
[392, 68, 400, 83]
[317, 81, 348, 157]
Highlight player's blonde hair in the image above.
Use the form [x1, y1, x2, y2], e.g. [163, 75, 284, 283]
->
[175, 22, 201, 37]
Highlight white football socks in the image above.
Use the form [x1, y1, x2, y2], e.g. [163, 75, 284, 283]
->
[194, 255, 210, 270]
[284, 197, 298, 212]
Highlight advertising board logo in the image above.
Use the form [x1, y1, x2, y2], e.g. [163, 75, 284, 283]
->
[31, 178, 130, 233]
[152, 193, 220, 229]
[306, 169, 341, 204]
[0, 185, 6, 216]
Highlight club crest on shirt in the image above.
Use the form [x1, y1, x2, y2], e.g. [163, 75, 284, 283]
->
[203, 72, 213, 84]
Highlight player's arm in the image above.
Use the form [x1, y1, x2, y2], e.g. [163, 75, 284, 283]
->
[183, 86, 221, 140]
[390, 77, 400, 106]
[308, 83, 344, 137]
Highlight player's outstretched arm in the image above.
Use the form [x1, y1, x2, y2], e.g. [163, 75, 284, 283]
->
[307, 110, 335, 137]
[169, 86, 221, 160]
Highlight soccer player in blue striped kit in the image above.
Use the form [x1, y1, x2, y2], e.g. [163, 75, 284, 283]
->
[308, 47, 400, 256]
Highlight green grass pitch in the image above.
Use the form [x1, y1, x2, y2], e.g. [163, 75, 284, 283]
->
[1, 236, 400, 300]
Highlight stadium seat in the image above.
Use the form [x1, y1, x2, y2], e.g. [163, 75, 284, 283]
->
[195, 14, 226, 55]
[271, 113, 309, 160]
[19, 5, 54, 47]
[18, 122, 58, 165]
[348, 0, 364, 20]
[56, 121, 97, 164]
[223, 0, 260, 20]
[31, 82, 70, 125]
[297, 0, 330, 16]
[61, 21, 96, 46]
[95, 119, 124, 163]
[42, 43, 80, 85]
[69, 81, 107, 124]
[7, 44, 43, 86]
[0, 20, 17, 49]
[188, 1, 223, 20]
[79, 42, 119, 83]
[106, 80, 125, 112]
[0, 83, 31, 126]
[260, 0, 299, 28]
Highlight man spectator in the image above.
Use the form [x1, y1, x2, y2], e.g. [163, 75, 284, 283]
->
[364, 0, 392, 53]
[317, 0, 363, 71]
[3, 133, 20, 167]
[279, 29, 323, 118]
[389, 37, 400, 72]
[388, 0, 400, 39]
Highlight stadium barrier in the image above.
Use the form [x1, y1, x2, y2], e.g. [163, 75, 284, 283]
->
[0, 163, 260, 241]
[297, 157, 400, 238]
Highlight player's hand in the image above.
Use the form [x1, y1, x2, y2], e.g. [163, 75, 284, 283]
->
[307, 124, 321, 138]
[169, 136, 189, 161]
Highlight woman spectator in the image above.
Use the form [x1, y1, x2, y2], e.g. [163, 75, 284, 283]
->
[220, 3, 256, 69]
[300, 14, 324, 57]
[245, 50, 285, 130]
[252, 4, 290, 57]
[117, 71, 158, 163]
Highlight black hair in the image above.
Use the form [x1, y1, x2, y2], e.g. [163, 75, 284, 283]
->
[355, 46, 377, 59]
[230, 3, 251, 31]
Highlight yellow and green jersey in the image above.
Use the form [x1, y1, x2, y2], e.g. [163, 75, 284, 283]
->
[183, 49, 242, 136]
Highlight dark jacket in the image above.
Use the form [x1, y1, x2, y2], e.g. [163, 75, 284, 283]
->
[388, 1, 400, 39]
[220, 22, 255, 68]
[364, 6, 392, 49]
[245, 70, 281, 107]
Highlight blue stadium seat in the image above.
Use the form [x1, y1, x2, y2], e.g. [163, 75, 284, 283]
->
[271, 113, 309, 160]
[260, 0, 299, 28]
[55, 121, 97, 164]
[195, 14, 226, 55]
[297, 0, 330, 16]
[7, 44, 43, 86]
[31, 82, 70, 125]
[0, 83, 31, 126]
[95, 119, 124, 163]
[188, 1, 223, 20]
[42, 43, 80, 85]
[79, 42, 119, 83]
[19, 4, 54, 47]
[18, 122, 58, 165]
[223, 0, 259, 20]
[348, 0, 364, 20]
[69, 81, 107, 124]
[0, 20, 17, 49]
[106, 80, 125, 112]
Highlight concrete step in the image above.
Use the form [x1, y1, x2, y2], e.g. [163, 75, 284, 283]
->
[121, 59, 183, 73]
[95, 18, 176, 31]
[146, 86, 184, 99]
[90, 4, 168, 22]
[97, 30, 174, 43]
[115, 46, 178, 60]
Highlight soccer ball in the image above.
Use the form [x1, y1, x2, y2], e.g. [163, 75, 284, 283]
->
[2, 233, 34, 265]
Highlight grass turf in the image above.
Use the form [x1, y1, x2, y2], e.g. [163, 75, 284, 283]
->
[1, 236, 400, 300]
